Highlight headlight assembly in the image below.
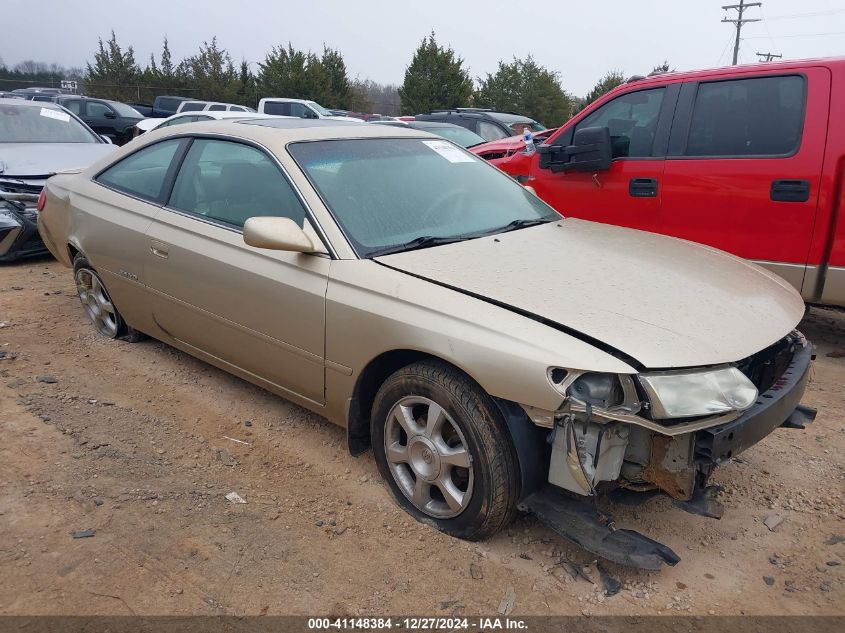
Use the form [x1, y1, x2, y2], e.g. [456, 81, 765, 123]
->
[639, 366, 758, 419]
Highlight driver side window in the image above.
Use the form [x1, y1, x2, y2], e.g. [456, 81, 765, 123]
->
[168, 139, 307, 229]
[575, 88, 665, 158]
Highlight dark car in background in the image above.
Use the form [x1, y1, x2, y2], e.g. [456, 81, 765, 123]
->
[370, 120, 486, 148]
[415, 108, 545, 142]
[0, 98, 117, 261]
[54, 96, 143, 145]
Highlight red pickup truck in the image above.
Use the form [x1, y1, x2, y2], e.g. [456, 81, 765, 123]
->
[472, 58, 845, 308]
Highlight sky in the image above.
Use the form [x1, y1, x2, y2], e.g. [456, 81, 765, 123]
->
[3, 0, 845, 97]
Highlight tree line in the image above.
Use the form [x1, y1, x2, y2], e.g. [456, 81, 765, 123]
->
[1, 33, 672, 127]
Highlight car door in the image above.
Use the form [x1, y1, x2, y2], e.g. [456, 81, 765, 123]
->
[532, 84, 679, 235]
[660, 70, 830, 292]
[143, 136, 330, 405]
[82, 138, 187, 334]
[83, 100, 117, 138]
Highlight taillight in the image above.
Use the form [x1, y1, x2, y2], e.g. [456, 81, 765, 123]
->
[36, 189, 46, 212]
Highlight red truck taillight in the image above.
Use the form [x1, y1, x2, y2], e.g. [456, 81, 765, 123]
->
[36, 189, 46, 212]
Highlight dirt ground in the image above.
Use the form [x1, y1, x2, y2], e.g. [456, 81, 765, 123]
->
[0, 256, 843, 617]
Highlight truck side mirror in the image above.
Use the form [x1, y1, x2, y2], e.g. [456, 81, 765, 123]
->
[538, 126, 612, 173]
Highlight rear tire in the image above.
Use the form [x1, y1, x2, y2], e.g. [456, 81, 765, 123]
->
[73, 254, 144, 342]
[371, 360, 519, 540]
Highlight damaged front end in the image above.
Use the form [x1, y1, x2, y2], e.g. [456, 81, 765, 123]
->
[519, 331, 815, 569]
[0, 181, 48, 262]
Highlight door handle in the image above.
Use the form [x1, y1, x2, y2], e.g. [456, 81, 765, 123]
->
[771, 179, 810, 202]
[629, 177, 658, 198]
[150, 242, 169, 259]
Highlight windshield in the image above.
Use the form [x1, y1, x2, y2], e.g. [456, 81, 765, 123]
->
[306, 101, 332, 116]
[289, 138, 558, 257]
[414, 124, 486, 148]
[488, 113, 546, 133]
[0, 104, 100, 143]
[110, 102, 143, 118]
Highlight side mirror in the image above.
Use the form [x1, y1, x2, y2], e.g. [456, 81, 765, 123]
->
[104, 111, 116, 119]
[100, 134, 114, 144]
[243, 216, 323, 253]
[538, 126, 612, 173]
[563, 126, 612, 173]
[303, 109, 318, 119]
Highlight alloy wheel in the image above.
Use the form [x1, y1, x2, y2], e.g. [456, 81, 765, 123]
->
[384, 396, 473, 518]
[75, 268, 119, 337]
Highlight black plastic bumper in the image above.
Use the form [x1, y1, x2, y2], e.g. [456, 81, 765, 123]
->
[0, 203, 48, 262]
[696, 340, 814, 464]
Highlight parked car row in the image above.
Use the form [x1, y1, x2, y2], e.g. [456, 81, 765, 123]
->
[0, 98, 117, 261]
[31, 85, 817, 570]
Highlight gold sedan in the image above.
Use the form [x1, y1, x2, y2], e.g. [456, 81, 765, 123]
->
[37, 120, 812, 568]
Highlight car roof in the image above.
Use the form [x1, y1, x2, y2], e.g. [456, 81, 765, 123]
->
[0, 97, 65, 110]
[144, 118, 434, 146]
[408, 121, 471, 130]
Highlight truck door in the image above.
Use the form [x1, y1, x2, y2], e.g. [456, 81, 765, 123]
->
[532, 84, 679, 235]
[660, 69, 830, 293]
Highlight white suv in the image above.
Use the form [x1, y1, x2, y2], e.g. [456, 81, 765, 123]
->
[176, 100, 254, 113]
[257, 98, 363, 121]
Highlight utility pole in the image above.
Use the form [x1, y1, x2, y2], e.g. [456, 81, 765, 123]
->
[756, 51, 782, 62]
[722, 1, 762, 65]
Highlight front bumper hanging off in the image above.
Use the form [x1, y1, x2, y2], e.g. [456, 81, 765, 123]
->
[521, 337, 815, 570]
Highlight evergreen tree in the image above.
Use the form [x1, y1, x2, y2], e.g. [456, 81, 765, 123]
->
[320, 46, 350, 109]
[258, 44, 313, 99]
[475, 55, 572, 126]
[578, 70, 626, 112]
[183, 37, 240, 103]
[85, 31, 140, 101]
[398, 32, 473, 115]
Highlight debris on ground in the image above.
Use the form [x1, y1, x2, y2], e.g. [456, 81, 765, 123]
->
[469, 563, 483, 580]
[764, 515, 784, 531]
[224, 492, 246, 504]
[36, 375, 58, 384]
[497, 586, 516, 615]
[825, 535, 845, 545]
[71, 529, 96, 539]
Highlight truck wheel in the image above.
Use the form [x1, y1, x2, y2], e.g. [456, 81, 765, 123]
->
[371, 360, 519, 540]
[73, 254, 143, 342]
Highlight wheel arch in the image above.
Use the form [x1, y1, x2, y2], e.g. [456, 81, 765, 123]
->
[346, 349, 547, 501]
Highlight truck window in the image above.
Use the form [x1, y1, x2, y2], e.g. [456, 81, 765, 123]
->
[180, 102, 206, 112]
[208, 104, 226, 111]
[478, 120, 510, 141]
[685, 75, 805, 157]
[575, 88, 665, 159]
[263, 102, 291, 116]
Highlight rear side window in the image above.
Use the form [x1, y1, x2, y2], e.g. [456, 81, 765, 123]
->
[167, 139, 307, 228]
[180, 102, 206, 112]
[263, 102, 290, 116]
[96, 139, 182, 201]
[575, 88, 665, 158]
[685, 75, 805, 157]
[208, 104, 226, 111]
[477, 120, 509, 141]
[62, 100, 83, 115]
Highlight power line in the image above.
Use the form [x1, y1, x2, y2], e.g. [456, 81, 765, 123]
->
[756, 51, 782, 61]
[765, 8, 845, 20]
[722, 1, 762, 65]
[744, 31, 845, 39]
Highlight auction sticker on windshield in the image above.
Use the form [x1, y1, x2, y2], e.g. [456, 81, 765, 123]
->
[422, 139, 474, 163]
[40, 108, 70, 122]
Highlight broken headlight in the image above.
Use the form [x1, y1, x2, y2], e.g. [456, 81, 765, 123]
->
[638, 366, 757, 419]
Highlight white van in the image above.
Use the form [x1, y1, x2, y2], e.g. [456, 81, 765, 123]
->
[257, 98, 363, 121]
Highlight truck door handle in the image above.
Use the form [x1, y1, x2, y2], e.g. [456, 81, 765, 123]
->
[629, 177, 658, 198]
[771, 179, 810, 202]
[150, 242, 169, 259]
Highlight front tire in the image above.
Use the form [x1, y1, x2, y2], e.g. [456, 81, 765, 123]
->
[371, 360, 520, 540]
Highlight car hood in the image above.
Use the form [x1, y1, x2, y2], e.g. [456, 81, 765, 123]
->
[375, 220, 804, 369]
[0, 143, 117, 178]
